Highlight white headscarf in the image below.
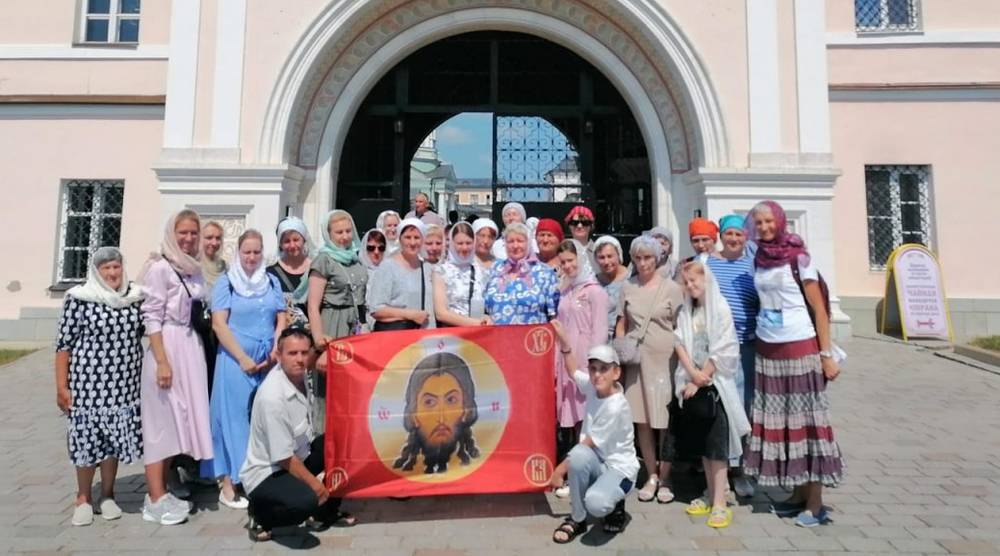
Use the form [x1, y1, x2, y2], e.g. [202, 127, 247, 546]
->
[227, 231, 271, 297]
[139, 211, 202, 282]
[563, 241, 597, 289]
[501, 202, 527, 224]
[526, 216, 539, 236]
[396, 217, 426, 255]
[447, 222, 476, 266]
[276, 216, 314, 259]
[472, 218, 498, 238]
[593, 235, 624, 265]
[645, 226, 675, 276]
[376, 209, 402, 255]
[67, 247, 144, 309]
[673, 264, 751, 457]
[359, 228, 386, 272]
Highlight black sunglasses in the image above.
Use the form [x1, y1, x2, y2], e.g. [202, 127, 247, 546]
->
[366, 244, 386, 252]
[569, 220, 593, 227]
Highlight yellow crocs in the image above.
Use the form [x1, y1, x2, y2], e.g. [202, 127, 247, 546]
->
[685, 498, 711, 516]
[707, 506, 733, 528]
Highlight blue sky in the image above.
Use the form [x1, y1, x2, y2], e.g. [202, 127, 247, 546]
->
[434, 112, 493, 180]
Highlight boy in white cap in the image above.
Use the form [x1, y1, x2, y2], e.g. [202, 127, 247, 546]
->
[550, 321, 639, 543]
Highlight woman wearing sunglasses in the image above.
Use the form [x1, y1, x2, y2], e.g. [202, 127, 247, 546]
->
[358, 229, 387, 331]
[565, 206, 596, 264]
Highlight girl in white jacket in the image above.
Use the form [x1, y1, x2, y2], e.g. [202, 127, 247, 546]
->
[673, 261, 751, 529]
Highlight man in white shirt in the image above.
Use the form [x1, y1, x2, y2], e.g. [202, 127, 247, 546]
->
[240, 328, 356, 542]
[550, 322, 638, 544]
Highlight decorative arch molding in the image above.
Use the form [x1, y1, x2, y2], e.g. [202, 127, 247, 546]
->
[258, 0, 729, 172]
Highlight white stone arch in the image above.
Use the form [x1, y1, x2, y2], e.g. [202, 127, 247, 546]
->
[258, 0, 730, 236]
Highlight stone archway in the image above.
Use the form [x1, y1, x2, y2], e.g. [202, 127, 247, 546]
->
[259, 0, 729, 236]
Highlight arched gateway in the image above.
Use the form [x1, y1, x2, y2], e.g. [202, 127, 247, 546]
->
[257, 0, 729, 242]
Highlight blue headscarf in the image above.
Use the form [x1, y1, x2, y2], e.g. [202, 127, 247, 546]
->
[719, 214, 745, 234]
[319, 210, 360, 264]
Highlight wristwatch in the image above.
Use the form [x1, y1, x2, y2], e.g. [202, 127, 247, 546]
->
[818, 350, 833, 359]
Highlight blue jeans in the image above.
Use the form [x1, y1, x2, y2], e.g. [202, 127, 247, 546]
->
[567, 444, 632, 522]
[730, 341, 756, 467]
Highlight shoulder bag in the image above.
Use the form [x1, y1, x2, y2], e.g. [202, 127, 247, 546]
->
[611, 279, 665, 366]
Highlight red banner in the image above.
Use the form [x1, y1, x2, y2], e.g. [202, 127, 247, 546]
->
[324, 324, 556, 498]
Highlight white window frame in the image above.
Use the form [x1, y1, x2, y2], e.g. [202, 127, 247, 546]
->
[865, 165, 934, 270]
[855, 0, 922, 34]
[56, 180, 125, 284]
[78, 0, 141, 45]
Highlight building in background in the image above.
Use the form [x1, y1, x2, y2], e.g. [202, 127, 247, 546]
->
[1, 0, 998, 342]
[454, 179, 493, 219]
[409, 131, 458, 215]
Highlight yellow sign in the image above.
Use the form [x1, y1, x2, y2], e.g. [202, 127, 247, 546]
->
[879, 244, 953, 342]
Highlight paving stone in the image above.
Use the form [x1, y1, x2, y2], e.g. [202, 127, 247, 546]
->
[691, 536, 743, 551]
[888, 538, 948, 553]
[918, 514, 978, 529]
[937, 539, 999, 554]
[907, 526, 965, 540]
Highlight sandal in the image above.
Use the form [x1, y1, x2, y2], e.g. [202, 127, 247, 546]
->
[656, 484, 675, 504]
[247, 517, 272, 543]
[305, 510, 358, 530]
[685, 498, 711, 516]
[707, 506, 733, 529]
[636, 476, 659, 502]
[552, 517, 587, 544]
[602, 501, 630, 534]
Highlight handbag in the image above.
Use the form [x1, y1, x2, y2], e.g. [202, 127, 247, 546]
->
[685, 385, 719, 420]
[173, 269, 213, 337]
[373, 261, 426, 332]
[612, 280, 665, 365]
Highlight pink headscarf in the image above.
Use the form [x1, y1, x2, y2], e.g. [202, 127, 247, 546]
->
[498, 222, 539, 288]
[746, 200, 810, 269]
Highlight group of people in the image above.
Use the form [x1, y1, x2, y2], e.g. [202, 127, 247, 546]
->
[53, 196, 843, 544]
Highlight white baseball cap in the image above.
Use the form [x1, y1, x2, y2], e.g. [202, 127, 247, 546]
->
[587, 344, 620, 365]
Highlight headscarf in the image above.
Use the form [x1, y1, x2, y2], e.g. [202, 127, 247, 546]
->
[535, 218, 565, 243]
[275, 217, 312, 302]
[688, 217, 719, 241]
[526, 216, 539, 235]
[359, 228, 386, 272]
[396, 218, 427, 258]
[502, 202, 527, 224]
[564, 205, 595, 224]
[139, 210, 202, 281]
[319, 209, 360, 264]
[644, 226, 674, 274]
[746, 200, 810, 269]
[673, 263, 750, 455]
[719, 214, 744, 234]
[472, 218, 498, 238]
[563, 242, 597, 290]
[67, 246, 144, 308]
[376, 209, 402, 254]
[498, 222, 539, 288]
[200, 223, 227, 291]
[447, 223, 475, 266]
[593, 235, 624, 265]
[227, 238, 271, 298]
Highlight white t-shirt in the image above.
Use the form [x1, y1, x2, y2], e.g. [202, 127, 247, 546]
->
[754, 261, 818, 343]
[573, 370, 640, 482]
[239, 368, 314, 494]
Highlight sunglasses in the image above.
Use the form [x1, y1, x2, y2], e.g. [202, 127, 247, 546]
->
[366, 244, 386, 252]
[569, 220, 593, 227]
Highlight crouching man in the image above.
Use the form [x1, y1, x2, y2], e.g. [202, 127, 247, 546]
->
[240, 328, 357, 542]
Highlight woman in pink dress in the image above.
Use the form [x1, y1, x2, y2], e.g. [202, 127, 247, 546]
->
[137, 210, 213, 526]
[552, 240, 609, 496]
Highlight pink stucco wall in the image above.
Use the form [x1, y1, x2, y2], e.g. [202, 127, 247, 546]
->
[831, 100, 1000, 299]
[0, 116, 164, 318]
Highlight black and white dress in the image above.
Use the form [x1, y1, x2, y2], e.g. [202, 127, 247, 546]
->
[56, 295, 144, 466]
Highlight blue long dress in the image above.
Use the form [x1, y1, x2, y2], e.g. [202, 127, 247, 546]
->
[201, 273, 284, 482]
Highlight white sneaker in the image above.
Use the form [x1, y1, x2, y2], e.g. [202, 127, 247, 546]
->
[98, 498, 123, 520]
[733, 476, 755, 498]
[554, 485, 570, 499]
[219, 491, 249, 510]
[164, 492, 194, 514]
[142, 494, 188, 526]
[71, 503, 94, 526]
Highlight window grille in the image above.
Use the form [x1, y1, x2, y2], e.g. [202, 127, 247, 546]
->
[57, 180, 125, 282]
[81, 0, 141, 43]
[855, 0, 920, 32]
[865, 165, 932, 269]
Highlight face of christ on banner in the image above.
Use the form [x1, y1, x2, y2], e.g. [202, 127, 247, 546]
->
[393, 352, 481, 474]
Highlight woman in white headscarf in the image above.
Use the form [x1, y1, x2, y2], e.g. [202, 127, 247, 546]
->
[672, 261, 750, 529]
[472, 218, 498, 274]
[433, 222, 491, 327]
[56, 246, 145, 527]
[137, 209, 213, 526]
[593, 236, 629, 339]
[369, 218, 435, 330]
[376, 209, 402, 256]
[204, 229, 286, 510]
[266, 217, 313, 329]
[492, 202, 538, 259]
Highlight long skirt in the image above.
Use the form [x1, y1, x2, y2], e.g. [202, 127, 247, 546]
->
[742, 351, 843, 488]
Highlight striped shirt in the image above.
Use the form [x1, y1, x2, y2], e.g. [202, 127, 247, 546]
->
[707, 255, 759, 343]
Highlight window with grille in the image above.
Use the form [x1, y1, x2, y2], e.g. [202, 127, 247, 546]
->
[865, 165, 932, 270]
[80, 0, 141, 44]
[855, 0, 920, 33]
[57, 180, 125, 283]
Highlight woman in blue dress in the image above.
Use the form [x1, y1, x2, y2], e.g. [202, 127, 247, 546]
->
[203, 229, 286, 509]
[484, 222, 560, 325]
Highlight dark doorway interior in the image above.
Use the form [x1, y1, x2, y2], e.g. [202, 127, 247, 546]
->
[336, 31, 652, 245]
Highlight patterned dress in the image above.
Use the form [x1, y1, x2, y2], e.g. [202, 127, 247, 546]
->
[483, 261, 560, 325]
[56, 295, 144, 467]
[436, 261, 489, 318]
